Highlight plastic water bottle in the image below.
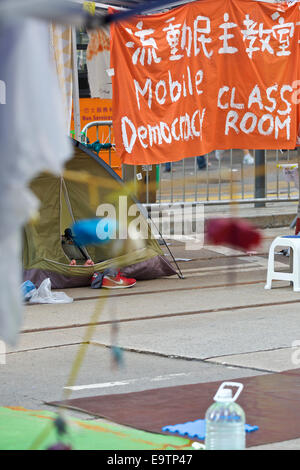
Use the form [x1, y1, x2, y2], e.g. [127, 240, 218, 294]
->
[205, 382, 245, 450]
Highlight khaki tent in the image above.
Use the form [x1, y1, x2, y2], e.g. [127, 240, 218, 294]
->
[23, 140, 176, 288]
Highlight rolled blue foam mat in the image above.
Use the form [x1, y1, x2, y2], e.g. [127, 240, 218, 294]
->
[162, 419, 259, 440]
[71, 218, 117, 246]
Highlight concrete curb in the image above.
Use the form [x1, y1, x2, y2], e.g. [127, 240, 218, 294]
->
[149, 211, 297, 235]
[205, 212, 296, 229]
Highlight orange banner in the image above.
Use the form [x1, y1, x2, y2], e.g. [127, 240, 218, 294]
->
[111, 0, 300, 165]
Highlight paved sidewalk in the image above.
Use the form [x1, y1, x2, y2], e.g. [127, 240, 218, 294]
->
[3, 225, 300, 450]
[204, 201, 299, 229]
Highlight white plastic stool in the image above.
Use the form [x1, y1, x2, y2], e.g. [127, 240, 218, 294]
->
[265, 236, 300, 292]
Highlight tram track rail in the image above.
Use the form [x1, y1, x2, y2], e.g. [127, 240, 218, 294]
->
[21, 279, 300, 335]
[21, 247, 292, 337]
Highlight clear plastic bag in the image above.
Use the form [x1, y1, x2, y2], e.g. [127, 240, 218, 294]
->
[29, 279, 73, 304]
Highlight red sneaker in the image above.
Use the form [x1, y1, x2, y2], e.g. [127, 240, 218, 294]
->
[102, 271, 136, 289]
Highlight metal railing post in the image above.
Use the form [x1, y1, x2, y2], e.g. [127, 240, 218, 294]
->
[254, 149, 266, 207]
[71, 27, 81, 141]
[297, 146, 300, 226]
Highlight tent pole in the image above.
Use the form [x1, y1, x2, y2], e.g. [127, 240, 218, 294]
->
[160, 234, 185, 279]
[71, 26, 81, 141]
[147, 213, 185, 279]
[139, 202, 184, 279]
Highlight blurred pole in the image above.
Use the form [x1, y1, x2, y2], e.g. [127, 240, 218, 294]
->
[71, 26, 81, 141]
[254, 149, 266, 207]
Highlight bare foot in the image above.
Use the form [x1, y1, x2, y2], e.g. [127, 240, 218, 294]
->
[84, 259, 94, 266]
[69, 259, 76, 266]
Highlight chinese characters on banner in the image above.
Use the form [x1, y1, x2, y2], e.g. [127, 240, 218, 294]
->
[110, 0, 300, 165]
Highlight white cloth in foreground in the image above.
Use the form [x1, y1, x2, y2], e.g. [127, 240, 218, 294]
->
[86, 28, 112, 99]
[0, 14, 72, 345]
[50, 23, 73, 131]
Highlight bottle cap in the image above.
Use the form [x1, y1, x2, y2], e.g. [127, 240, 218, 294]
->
[215, 388, 232, 402]
[213, 382, 244, 403]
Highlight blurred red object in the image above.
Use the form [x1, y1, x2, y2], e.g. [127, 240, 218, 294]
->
[206, 218, 262, 251]
[295, 218, 300, 235]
